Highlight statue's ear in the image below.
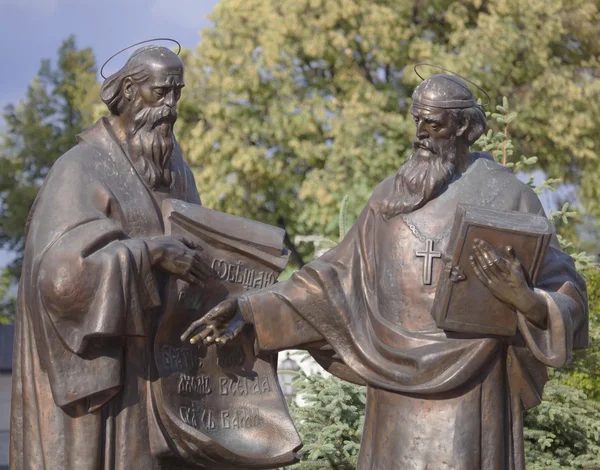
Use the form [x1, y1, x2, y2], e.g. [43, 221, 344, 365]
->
[455, 112, 469, 138]
[123, 77, 135, 101]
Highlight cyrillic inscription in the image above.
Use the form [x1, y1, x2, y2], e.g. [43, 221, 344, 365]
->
[179, 405, 216, 430]
[211, 259, 277, 290]
[219, 376, 272, 396]
[178, 406, 261, 431]
[177, 374, 211, 396]
[161, 345, 203, 373]
[221, 408, 262, 429]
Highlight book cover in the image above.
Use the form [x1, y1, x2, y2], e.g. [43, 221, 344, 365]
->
[433, 204, 553, 336]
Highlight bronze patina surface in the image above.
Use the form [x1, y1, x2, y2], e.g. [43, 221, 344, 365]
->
[10, 45, 299, 470]
[185, 74, 589, 470]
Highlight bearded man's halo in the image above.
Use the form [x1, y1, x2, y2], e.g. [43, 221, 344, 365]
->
[100, 38, 182, 80]
[413, 63, 491, 108]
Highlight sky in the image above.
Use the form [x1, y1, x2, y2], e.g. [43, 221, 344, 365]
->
[0, 0, 219, 267]
[0, 0, 220, 111]
[0, 0, 574, 268]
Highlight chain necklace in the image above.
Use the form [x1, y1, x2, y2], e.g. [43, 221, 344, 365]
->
[399, 169, 512, 285]
[400, 216, 449, 285]
[401, 216, 450, 243]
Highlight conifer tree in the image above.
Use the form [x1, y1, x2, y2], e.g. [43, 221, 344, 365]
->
[0, 36, 99, 319]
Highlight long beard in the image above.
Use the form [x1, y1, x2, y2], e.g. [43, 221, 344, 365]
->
[380, 141, 457, 219]
[126, 106, 177, 189]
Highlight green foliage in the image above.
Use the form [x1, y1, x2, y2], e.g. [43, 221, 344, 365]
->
[553, 267, 600, 400]
[524, 383, 600, 469]
[0, 36, 99, 320]
[283, 371, 365, 469]
[475, 97, 594, 271]
[179, 0, 600, 261]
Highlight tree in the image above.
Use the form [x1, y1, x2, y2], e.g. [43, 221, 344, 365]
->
[178, 0, 600, 264]
[0, 36, 99, 319]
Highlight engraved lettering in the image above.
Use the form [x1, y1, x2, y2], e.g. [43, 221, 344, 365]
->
[200, 409, 216, 430]
[221, 410, 230, 429]
[218, 376, 271, 396]
[220, 408, 262, 429]
[177, 374, 211, 396]
[219, 377, 229, 395]
[261, 377, 271, 393]
[253, 271, 264, 289]
[212, 259, 228, 280]
[227, 262, 236, 282]
[161, 345, 203, 373]
[244, 268, 254, 288]
[234, 261, 244, 283]
[179, 406, 198, 428]
[209, 259, 277, 289]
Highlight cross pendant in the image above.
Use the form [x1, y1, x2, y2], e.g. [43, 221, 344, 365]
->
[415, 239, 442, 285]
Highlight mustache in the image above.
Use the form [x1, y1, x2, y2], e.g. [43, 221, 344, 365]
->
[131, 106, 178, 134]
[413, 138, 435, 153]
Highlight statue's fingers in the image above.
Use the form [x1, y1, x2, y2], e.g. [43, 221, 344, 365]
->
[179, 237, 200, 250]
[216, 325, 244, 347]
[472, 245, 492, 280]
[474, 238, 494, 252]
[181, 319, 208, 341]
[192, 256, 214, 278]
[469, 255, 489, 285]
[505, 246, 520, 267]
[190, 325, 216, 345]
[204, 326, 226, 345]
[474, 241, 496, 266]
[189, 265, 210, 282]
[226, 320, 245, 340]
[202, 299, 233, 322]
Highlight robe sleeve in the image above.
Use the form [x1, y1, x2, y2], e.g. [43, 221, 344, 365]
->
[239, 284, 324, 352]
[514, 187, 588, 369]
[238, 179, 393, 355]
[26, 151, 162, 409]
[38, 223, 161, 354]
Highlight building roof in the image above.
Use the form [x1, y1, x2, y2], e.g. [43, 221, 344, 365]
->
[0, 325, 14, 373]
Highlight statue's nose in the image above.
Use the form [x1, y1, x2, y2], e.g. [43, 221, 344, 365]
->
[417, 121, 428, 138]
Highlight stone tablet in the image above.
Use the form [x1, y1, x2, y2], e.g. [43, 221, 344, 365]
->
[151, 199, 301, 468]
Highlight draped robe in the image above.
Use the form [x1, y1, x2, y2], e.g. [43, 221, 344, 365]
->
[238, 153, 588, 470]
[10, 117, 204, 469]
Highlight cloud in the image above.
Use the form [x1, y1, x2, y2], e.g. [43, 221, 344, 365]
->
[149, 0, 217, 31]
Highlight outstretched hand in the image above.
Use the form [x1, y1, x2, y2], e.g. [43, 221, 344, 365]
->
[180, 298, 248, 346]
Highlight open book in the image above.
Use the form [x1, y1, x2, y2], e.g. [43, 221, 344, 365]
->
[151, 199, 301, 468]
[433, 204, 553, 336]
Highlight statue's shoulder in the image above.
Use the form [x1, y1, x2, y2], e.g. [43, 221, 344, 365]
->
[371, 175, 396, 200]
[49, 141, 101, 177]
[470, 152, 543, 212]
[45, 124, 111, 189]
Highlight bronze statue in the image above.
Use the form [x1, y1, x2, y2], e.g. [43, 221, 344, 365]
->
[10, 44, 300, 469]
[184, 74, 589, 470]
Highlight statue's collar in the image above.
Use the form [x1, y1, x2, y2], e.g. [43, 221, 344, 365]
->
[76, 117, 117, 151]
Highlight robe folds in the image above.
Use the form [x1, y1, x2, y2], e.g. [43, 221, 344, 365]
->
[10, 118, 204, 470]
[238, 153, 588, 470]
